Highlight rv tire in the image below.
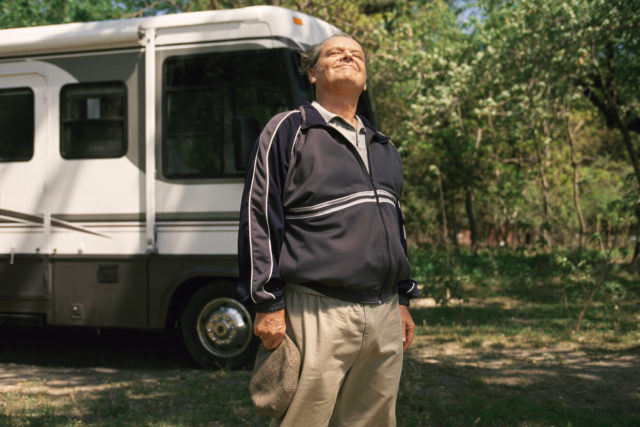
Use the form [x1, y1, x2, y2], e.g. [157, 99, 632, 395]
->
[180, 283, 257, 369]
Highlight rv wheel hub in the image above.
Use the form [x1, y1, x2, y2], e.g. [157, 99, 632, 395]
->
[197, 297, 251, 358]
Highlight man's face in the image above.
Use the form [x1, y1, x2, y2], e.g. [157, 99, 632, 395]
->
[309, 36, 367, 95]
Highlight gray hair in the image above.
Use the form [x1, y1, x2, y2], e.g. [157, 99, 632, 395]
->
[300, 33, 368, 77]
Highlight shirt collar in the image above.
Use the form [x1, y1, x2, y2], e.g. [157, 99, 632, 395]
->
[301, 102, 389, 143]
[311, 101, 365, 134]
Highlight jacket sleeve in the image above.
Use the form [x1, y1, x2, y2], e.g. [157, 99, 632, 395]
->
[396, 200, 420, 306]
[237, 111, 300, 312]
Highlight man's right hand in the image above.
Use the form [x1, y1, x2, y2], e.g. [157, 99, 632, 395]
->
[254, 309, 286, 350]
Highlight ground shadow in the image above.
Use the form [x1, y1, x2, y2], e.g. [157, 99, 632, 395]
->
[398, 349, 640, 426]
[0, 326, 195, 370]
[398, 304, 640, 426]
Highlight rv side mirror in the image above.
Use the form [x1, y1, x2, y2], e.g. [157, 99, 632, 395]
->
[233, 116, 260, 171]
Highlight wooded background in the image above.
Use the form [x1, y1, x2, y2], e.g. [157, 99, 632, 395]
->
[3, 0, 639, 261]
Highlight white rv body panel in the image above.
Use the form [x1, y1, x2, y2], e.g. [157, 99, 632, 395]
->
[0, 6, 337, 57]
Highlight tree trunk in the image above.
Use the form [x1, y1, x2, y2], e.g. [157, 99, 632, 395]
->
[534, 131, 553, 251]
[633, 220, 640, 271]
[611, 102, 640, 191]
[449, 112, 483, 254]
[436, 169, 451, 265]
[579, 77, 640, 187]
[566, 115, 587, 249]
[448, 189, 460, 254]
[582, 77, 640, 262]
[613, 112, 640, 264]
[464, 184, 478, 253]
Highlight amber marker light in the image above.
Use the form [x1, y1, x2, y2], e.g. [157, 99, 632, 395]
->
[293, 17, 303, 26]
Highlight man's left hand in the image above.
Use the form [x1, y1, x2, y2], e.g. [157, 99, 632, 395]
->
[399, 305, 415, 351]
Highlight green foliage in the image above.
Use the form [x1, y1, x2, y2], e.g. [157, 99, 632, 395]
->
[411, 246, 639, 312]
[0, 0, 134, 28]
[387, 0, 640, 254]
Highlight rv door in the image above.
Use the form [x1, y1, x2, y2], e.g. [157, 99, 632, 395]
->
[0, 73, 50, 305]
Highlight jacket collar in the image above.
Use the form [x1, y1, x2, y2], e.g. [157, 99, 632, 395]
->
[300, 102, 390, 144]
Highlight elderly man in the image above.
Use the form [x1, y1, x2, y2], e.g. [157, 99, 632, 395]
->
[238, 34, 419, 426]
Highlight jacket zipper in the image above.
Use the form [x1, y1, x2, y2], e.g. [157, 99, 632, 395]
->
[364, 138, 393, 304]
[329, 126, 393, 304]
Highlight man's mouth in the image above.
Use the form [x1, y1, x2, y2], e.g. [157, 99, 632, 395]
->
[335, 63, 358, 71]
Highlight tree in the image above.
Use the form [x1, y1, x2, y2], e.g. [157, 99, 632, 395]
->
[0, 0, 134, 28]
[478, 0, 640, 255]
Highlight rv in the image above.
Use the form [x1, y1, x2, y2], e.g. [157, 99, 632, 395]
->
[0, 6, 346, 368]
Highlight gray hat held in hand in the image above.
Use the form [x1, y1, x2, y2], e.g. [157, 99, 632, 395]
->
[249, 334, 301, 418]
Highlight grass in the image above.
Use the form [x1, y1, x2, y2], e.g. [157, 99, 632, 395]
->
[399, 247, 640, 426]
[0, 369, 266, 426]
[0, 248, 638, 426]
[398, 298, 640, 426]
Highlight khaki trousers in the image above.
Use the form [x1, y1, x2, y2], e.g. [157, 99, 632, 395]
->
[271, 284, 403, 427]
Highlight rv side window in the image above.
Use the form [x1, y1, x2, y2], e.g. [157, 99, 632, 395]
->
[0, 87, 34, 162]
[163, 49, 294, 179]
[60, 82, 127, 159]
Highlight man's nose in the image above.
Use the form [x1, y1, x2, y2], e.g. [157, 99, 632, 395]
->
[342, 50, 354, 61]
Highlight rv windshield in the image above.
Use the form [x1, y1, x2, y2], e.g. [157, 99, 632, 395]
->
[163, 48, 301, 180]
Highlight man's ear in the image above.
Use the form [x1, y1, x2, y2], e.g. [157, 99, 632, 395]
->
[308, 68, 317, 85]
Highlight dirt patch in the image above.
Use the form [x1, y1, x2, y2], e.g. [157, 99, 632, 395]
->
[417, 339, 639, 387]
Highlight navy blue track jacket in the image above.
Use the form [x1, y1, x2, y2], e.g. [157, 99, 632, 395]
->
[237, 102, 419, 312]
